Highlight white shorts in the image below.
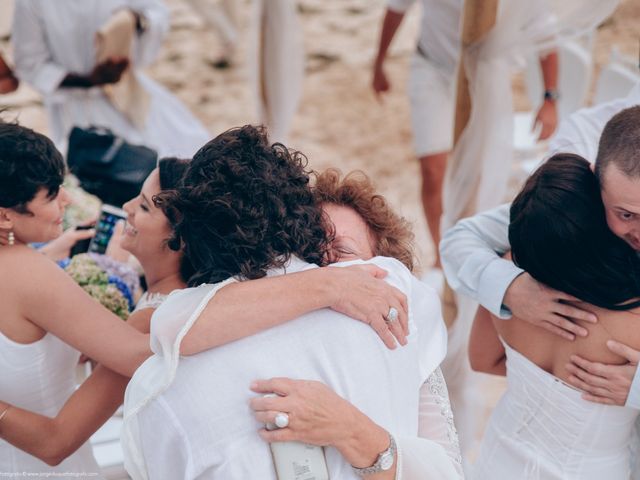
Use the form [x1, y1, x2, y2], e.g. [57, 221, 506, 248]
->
[408, 52, 456, 157]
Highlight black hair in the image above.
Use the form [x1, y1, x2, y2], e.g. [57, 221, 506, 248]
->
[157, 125, 331, 286]
[152, 157, 194, 284]
[510, 153, 640, 311]
[595, 105, 640, 185]
[0, 121, 65, 213]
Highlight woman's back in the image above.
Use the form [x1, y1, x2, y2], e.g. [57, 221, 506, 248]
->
[472, 308, 640, 479]
[498, 304, 640, 384]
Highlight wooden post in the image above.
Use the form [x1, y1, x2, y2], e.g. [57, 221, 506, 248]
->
[442, 0, 499, 327]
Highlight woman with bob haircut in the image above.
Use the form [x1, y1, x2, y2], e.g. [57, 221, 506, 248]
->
[469, 153, 640, 479]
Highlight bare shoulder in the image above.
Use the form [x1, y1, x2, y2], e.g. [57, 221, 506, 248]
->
[585, 305, 640, 362]
[0, 246, 58, 286]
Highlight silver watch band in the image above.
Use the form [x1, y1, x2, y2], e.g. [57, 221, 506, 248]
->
[351, 433, 396, 477]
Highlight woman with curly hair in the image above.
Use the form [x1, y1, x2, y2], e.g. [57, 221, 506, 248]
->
[123, 125, 458, 479]
[251, 168, 463, 479]
[315, 168, 416, 272]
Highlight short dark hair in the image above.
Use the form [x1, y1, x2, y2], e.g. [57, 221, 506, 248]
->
[510, 153, 640, 311]
[594, 105, 640, 184]
[157, 125, 330, 286]
[0, 121, 65, 213]
[152, 157, 194, 283]
[313, 168, 415, 271]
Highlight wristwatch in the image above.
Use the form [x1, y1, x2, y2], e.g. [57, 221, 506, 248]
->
[544, 89, 560, 102]
[351, 433, 396, 477]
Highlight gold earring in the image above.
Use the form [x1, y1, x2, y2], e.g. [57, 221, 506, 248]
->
[8, 231, 14, 246]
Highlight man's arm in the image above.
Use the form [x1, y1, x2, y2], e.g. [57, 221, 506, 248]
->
[440, 204, 596, 339]
[440, 203, 522, 318]
[566, 340, 640, 408]
[372, 4, 408, 97]
[534, 51, 558, 141]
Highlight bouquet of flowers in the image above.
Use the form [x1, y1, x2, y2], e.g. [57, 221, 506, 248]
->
[62, 253, 136, 320]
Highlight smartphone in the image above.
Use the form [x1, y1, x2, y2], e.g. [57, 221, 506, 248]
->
[88, 204, 127, 255]
[264, 394, 329, 480]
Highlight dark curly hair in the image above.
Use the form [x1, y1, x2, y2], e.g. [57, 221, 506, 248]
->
[156, 125, 331, 286]
[152, 157, 195, 284]
[313, 169, 416, 272]
[510, 153, 640, 311]
[0, 120, 65, 213]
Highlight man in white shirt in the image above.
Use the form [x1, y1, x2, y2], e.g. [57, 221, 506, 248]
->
[123, 125, 449, 479]
[372, 0, 558, 268]
[440, 83, 640, 408]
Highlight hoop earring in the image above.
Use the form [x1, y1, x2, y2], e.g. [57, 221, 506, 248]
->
[8, 231, 14, 246]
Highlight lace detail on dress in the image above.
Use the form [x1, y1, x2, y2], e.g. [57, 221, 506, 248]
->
[134, 291, 168, 312]
[426, 368, 463, 470]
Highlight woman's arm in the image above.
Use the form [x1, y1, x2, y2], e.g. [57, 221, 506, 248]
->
[468, 306, 506, 376]
[0, 310, 152, 465]
[250, 378, 397, 480]
[10, 248, 150, 377]
[250, 376, 463, 480]
[181, 264, 409, 354]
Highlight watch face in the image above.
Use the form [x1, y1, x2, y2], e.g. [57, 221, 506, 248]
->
[380, 451, 394, 471]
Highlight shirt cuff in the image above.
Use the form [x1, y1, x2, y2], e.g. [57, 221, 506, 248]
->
[32, 63, 67, 96]
[626, 367, 640, 409]
[477, 259, 524, 319]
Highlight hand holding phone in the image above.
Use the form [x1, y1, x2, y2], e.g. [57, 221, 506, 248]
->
[88, 204, 127, 254]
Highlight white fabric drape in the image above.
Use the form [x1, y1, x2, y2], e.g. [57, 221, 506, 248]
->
[442, 0, 619, 231]
[439, 0, 619, 461]
[250, 0, 304, 144]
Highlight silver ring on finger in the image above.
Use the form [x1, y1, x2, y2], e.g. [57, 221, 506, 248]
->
[274, 412, 290, 428]
[385, 306, 399, 324]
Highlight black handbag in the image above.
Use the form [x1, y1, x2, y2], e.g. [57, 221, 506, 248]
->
[67, 126, 158, 207]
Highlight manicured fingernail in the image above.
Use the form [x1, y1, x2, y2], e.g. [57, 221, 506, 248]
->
[250, 381, 258, 390]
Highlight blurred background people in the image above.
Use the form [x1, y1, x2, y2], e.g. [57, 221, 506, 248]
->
[12, 0, 210, 157]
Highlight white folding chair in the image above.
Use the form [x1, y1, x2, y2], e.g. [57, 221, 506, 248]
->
[593, 48, 640, 105]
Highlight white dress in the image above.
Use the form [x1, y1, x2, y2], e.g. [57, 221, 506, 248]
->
[0, 331, 103, 478]
[12, 0, 211, 158]
[472, 342, 638, 479]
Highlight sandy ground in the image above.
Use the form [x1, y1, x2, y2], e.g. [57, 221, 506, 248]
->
[1, 0, 638, 270]
[0, 0, 638, 469]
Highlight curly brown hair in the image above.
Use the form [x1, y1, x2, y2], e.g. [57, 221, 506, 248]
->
[156, 125, 331, 286]
[313, 168, 416, 272]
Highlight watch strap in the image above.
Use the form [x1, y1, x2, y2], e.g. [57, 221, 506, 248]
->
[544, 89, 559, 101]
[351, 433, 396, 477]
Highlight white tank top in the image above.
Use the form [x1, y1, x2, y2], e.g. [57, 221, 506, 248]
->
[0, 329, 103, 478]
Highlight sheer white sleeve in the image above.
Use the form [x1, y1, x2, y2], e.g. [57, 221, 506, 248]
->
[395, 368, 464, 479]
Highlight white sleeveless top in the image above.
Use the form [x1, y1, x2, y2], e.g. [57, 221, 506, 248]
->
[473, 341, 638, 480]
[0, 330, 103, 478]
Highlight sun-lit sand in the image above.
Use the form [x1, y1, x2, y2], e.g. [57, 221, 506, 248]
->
[1, 0, 638, 462]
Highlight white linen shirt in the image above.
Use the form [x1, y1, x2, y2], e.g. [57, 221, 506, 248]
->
[439, 82, 640, 407]
[123, 256, 448, 479]
[387, 0, 463, 75]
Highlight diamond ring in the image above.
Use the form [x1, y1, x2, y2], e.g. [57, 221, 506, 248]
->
[274, 412, 290, 428]
[385, 307, 399, 324]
